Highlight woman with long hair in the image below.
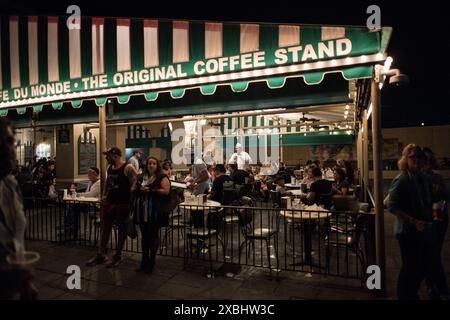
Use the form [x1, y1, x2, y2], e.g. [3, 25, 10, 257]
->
[133, 156, 170, 273]
[387, 144, 446, 299]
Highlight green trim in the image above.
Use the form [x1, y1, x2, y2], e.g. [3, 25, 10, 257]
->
[18, 17, 29, 87]
[0, 109, 8, 117]
[230, 81, 249, 92]
[200, 84, 216, 95]
[71, 100, 83, 108]
[117, 94, 130, 104]
[33, 105, 43, 113]
[282, 130, 354, 146]
[52, 102, 63, 110]
[170, 88, 185, 99]
[267, 77, 286, 89]
[95, 97, 107, 106]
[260, 24, 278, 66]
[144, 91, 158, 101]
[16, 107, 27, 115]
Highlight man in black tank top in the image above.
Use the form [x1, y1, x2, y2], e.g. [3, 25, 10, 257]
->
[86, 147, 137, 267]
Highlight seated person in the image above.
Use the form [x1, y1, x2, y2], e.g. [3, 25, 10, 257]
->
[209, 164, 231, 203]
[331, 167, 349, 196]
[301, 164, 317, 189]
[305, 167, 332, 206]
[274, 176, 292, 196]
[228, 163, 250, 185]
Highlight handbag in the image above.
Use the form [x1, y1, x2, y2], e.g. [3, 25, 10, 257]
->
[126, 203, 138, 239]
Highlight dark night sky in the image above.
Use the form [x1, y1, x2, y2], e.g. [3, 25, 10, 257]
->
[2, 0, 449, 128]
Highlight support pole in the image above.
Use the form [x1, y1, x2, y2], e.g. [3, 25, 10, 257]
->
[99, 104, 107, 195]
[363, 109, 369, 203]
[371, 75, 386, 296]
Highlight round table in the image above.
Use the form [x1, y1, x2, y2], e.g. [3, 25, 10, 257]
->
[288, 189, 305, 197]
[280, 209, 331, 266]
[179, 200, 221, 228]
[285, 183, 302, 189]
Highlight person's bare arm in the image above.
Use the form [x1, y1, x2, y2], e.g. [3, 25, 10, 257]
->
[156, 177, 170, 196]
[125, 164, 137, 193]
[390, 209, 429, 232]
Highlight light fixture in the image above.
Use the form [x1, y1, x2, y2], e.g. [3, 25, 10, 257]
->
[344, 110, 349, 115]
[168, 122, 173, 132]
[345, 104, 350, 110]
[421, 122, 425, 126]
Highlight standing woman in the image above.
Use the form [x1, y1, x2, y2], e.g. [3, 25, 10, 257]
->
[387, 144, 435, 299]
[133, 157, 170, 273]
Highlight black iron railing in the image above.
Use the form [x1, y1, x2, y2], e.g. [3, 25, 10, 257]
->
[23, 197, 374, 281]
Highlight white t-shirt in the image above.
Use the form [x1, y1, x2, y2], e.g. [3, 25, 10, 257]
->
[128, 156, 141, 174]
[228, 152, 253, 170]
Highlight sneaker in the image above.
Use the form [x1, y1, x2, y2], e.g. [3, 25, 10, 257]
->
[86, 254, 108, 266]
[106, 254, 122, 268]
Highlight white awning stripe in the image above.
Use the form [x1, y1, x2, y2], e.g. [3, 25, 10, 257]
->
[205, 22, 223, 59]
[28, 16, 39, 85]
[321, 26, 346, 40]
[47, 16, 59, 82]
[279, 25, 300, 47]
[9, 16, 21, 88]
[143, 20, 159, 68]
[173, 21, 189, 63]
[240, 24, 259, 53]
[116, 19, 131, 71]
[68, 28, 81, 79]
[92, 17, 104, 75]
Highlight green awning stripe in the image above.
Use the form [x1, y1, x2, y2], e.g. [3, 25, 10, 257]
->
[95, 97, 107, 106]
[223, 23, 240, 58]
[346, 26, 380, 56]
[300, 25, 322, 47]
[287, 120, 291, 133]
[71, 100, 83, 108]
[158, 21, 172, 67]
[260, 24, 278, 66]
[296, 121, 301, 132]
[342, 65, 373, 80]
[58, 17, 70, 81]
[170, 88, 185, 99]
[52, 102, 63, 110]
[0, 109, 8, 117]
[189, 22, 205, 62]
[230, 81, 249, 92]
[18, 17, 29, 87]
[104, 18, 117, 75]
[1, 17, 12, 89]
[127, 126, 131, 139]
[200, 84, 216, 95]
[33, 105, 43, 113]
[133, 125, 137, 139]
[37, 16, 48, 84]
[117, 94, 130, 104]
[282, 131, 354, 146]
[130, 19, 144, 72]
[80, 17, 92, 77]
[303, 72, 325, 85]
[144, 91, 158, 101]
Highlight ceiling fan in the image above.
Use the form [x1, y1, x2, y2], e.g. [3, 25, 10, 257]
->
[300, 112, 320, 123]
[207, 120, 223, 127]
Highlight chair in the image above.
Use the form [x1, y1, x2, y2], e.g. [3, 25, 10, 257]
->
[324, 210, 369, 280]
[160, 208, 188, 253]
[184, 207, 223, 276]
[237, 200, 280, 278]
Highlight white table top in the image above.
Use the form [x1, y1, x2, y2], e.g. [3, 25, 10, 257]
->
[285, 183, 303, 189]
[289, 189, 305, 196]
[63, 196, 100, 203]
[280, 209, 331, 220]
[179, 200, 221, 210]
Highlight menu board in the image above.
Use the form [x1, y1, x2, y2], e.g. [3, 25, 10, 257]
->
[78, 138, 97, 174]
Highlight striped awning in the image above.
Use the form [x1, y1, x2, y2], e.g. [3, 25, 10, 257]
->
[0, 15, 392, 114]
